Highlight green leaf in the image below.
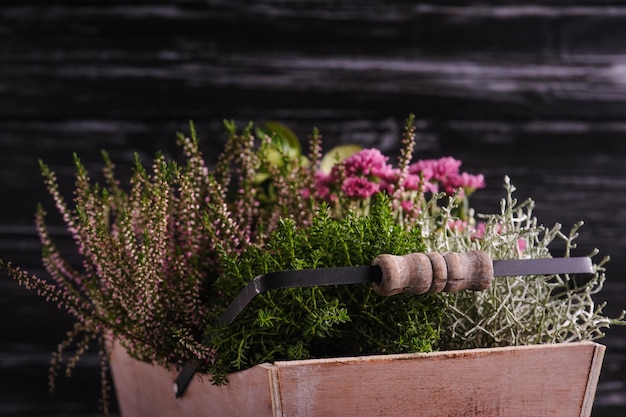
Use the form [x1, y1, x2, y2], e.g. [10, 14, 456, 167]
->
[320, 144, 362, 173]
[256, 121, 302, 159]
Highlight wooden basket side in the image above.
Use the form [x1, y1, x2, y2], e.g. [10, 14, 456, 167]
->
[579, 343, 606, 417]
[108, 339, 275, 417]
[109, 341, 606, 417]
[272, 342, 605, 417]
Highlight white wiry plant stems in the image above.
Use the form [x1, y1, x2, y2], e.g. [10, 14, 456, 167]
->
[433, 177, 624, 349]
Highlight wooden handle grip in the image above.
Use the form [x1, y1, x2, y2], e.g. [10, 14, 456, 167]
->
[372, 250, 494, 296]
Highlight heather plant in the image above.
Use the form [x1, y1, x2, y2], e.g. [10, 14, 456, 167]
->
[1, 115, 624, 415]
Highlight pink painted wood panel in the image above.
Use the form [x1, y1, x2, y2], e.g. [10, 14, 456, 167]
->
[109, 340, 604, 417]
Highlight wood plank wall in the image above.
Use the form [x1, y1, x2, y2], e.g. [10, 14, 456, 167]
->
[1, 1, 625, 416]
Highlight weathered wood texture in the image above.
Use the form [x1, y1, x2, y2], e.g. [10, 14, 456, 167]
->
[1, 1, 626, 416]
[109, 338, 277, 417]
[110, 339, 605, 417]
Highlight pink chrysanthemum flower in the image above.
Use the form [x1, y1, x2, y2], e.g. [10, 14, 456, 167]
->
[450, 172, 486, 194]
[340, 148, 390, 177]
[314, 171, 335, 200]
[410, 157, 485, 196]
[403, 173, 439, 193]
[318, 148, 398, 201]
[342, 176, 380, 199]
[409, 157, 461, 183]
[447, 219, 471, 233]
[400, 200, 414, 212]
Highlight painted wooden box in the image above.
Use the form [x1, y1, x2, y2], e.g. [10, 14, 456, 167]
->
[108, 339, 605, 417]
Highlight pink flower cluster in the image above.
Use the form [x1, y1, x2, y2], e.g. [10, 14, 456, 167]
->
[409, 156, 486, 197]
[316, 148, 397, 200]
[315, 149, 486, 203]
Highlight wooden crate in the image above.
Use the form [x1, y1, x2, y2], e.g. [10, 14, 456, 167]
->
[109, 340, 605, 417]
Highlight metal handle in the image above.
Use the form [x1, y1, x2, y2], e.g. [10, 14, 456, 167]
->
[173, 250, 592, 398]
[372, 250, 494, 296]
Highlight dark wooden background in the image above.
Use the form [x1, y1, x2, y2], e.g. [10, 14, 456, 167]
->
[1, 1, 626, 416]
